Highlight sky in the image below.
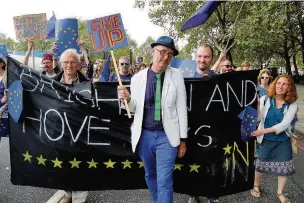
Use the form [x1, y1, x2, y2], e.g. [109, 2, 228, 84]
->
[0, 0, 166, 46]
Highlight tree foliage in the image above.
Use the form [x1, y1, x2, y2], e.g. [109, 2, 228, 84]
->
[134, 0, 304, 72]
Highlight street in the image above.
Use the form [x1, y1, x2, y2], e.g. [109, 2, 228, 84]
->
[1, 85, 304, 203]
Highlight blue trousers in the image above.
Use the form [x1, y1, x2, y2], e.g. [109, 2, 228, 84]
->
[138, 129, 177, 203]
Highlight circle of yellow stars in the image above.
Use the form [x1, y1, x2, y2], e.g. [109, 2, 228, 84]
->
[56, 26, 78, 50]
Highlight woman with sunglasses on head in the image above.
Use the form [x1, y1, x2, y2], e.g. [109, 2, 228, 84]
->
[251, 75, 298, 203]
[257, 69, 272, 98]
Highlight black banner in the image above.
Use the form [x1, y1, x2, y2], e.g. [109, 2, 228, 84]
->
[7, 57, 258, 197]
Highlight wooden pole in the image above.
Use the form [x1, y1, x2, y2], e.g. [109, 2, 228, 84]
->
[110, 50, 131, 118]
[32, 47, 35, 69]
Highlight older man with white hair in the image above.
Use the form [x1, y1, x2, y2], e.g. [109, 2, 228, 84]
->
[52, 48, 88, 203]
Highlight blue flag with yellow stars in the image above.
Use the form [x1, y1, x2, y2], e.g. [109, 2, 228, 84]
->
[98, 54, 111, 82]
[8, 80, 23, 123]
[171, 57, 196, 78]
[54, 19, 80, 56]
[238, 106, 258, 142]
[0, 45, 8, 59]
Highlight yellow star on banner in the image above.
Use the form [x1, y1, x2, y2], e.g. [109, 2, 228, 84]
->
[223, 144, 232, 155]
[69, 158, 82, 168]
[104, 159, 116, 168]
[63, 30, 67, 34]
[174, 163, 184, 171]
[36, 155, 47, 166]
[65, 45, 68, 49]
[68, 27, 71, 30]
[87, 159, 98, 168]
[23, 151, 32, 162]
[189, 163, 201, 173]
[137, 161, 144, 168]
[122, 160, 133, 169]
[52, 158, 63, 168]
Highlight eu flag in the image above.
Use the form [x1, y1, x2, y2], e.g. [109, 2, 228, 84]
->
[55, 19, 80, 56]
[47, 13, 56, 39]
[98, 54, 111, 82]
[0, 45, 8, 59]
[181, 0, 222, 31]
[238, 106, 258, 142]
[8, 80, 23, 123]
[171, 57, 196, 78]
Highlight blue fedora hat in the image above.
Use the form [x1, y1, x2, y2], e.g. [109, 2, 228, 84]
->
[151, 36, 179, 56]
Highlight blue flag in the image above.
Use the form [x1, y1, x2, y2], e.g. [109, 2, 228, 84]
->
[47, 13, 57, 39]
[181, 0, 222, 31]
[238, 106, 258, 142]
[8, 80, 23, 123]
[55, 19, 80, 56]
[98, 55, 111, 82]
[171, 57, 196, 78]
[0, 45, 8, 59]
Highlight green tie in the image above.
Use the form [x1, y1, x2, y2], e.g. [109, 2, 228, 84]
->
[154, 73, 161, 121]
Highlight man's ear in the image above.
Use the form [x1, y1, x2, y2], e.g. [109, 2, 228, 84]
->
[150, 49, 154, 57]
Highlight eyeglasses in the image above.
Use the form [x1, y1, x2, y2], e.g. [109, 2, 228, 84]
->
[62, 61, 78, 65]
[154, 48, 174, 58]
[261, 77, 269, 79]
[120, 62, 130, 66]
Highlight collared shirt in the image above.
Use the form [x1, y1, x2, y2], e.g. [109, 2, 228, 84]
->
[109, 72, 133, 82]
[264, 98, 289, 141]
[60, 73, 80, 85]
[142, 67, 165, 130]
[193, 69, 217, 78]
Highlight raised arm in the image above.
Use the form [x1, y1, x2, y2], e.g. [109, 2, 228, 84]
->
[211, 51, 226, 73]
[22, 39, 34, 66]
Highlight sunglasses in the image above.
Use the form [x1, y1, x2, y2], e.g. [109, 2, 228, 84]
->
[120, 62, 130, 66]
[261, 77, 269, 79]
[222, 65, 232, 68]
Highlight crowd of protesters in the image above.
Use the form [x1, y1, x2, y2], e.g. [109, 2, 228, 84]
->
[0, 34, 300, 203]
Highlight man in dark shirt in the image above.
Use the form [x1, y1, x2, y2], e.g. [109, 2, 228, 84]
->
[109, 56, 133, 82]
[189, 44, 220, 203]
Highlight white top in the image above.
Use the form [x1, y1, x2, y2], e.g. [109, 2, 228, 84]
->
[257, 95, 298, 143]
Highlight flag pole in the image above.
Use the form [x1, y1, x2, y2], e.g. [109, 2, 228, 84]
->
[224, 1, 245, 51]
[32, 46, 35, 69]
[110, 50, 132, 118]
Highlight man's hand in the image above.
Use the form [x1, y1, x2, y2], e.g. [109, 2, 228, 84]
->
[219, 51, 226, 60]
[178, 141, 186, 158]
[117, 85, 131, 103]
[27, 39, 34, 51]
[77, 39, 85, 50]
[51, 43, 58, 51]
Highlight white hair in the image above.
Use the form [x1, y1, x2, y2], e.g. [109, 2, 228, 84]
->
[60, 49, 80, 63]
